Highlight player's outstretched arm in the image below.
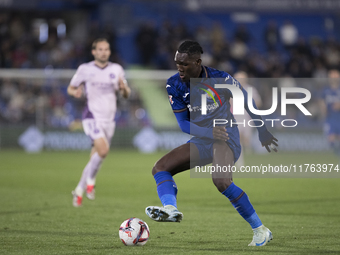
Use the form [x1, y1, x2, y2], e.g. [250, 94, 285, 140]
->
[119, 78, 131, 99]
[241, 87, 279, 153]
[258, 128, 278, 153]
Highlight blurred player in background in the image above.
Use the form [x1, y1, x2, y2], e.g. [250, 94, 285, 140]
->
[145, 41, 278, 246]
[320, 69, 340, 159]
[67, 38, 130, 207]
[233, 71, 262, 167]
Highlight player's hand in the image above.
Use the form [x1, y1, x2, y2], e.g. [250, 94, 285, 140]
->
[119, 78, 129, 90]
[119, 78, 131, 98]
[213, 126, 229, 141]
[119, 79, 125, 90]
[259, 129, 278, 153]
[68, 85, 84, 98]
[332, 102, 340, 111]
[73, 87, 83, 98]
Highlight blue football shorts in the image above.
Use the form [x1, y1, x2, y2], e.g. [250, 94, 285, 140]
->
[189, 126, 241, 164]
[324, 120, 340, 136]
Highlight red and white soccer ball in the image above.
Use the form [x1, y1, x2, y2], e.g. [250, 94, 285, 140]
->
[119, 218, 150, 246]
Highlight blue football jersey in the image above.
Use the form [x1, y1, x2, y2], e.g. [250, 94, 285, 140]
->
[166, 66, 240, 129]
[322, 86, 340, 122]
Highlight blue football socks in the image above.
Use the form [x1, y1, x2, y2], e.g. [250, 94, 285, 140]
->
[154, 171, 178, 208]
[222, 182, 262, 229]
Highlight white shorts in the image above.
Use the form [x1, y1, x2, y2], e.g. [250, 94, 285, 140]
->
[82, 119, 116, 145]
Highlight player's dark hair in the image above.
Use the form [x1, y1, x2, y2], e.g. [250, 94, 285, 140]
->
[177, 41, 203, 57]
[92, 38, 110, 50]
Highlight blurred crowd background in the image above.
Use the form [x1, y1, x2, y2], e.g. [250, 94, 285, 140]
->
[0, 0, 339, 131]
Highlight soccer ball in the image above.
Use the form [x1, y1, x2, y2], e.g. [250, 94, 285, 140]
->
[119, 218, 150, 246]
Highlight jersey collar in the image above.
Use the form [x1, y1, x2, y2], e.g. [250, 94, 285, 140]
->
[200, 66, 209, 78]
[184, 66, 208, 87]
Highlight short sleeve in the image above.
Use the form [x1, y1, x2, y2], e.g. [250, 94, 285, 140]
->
[220, 73, 243, 98]
[70, 65, 87, 87]
[166, 83, 187, 112]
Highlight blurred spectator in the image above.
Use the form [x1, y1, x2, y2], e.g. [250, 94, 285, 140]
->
[211, 22, 226, 57]
[0, 76, 149, 129]
[264, 20, 279, 51]
[155, 44, 173, 70]
[324, 38, 340, 69]
[1, 78, 17, 104]
[195, 25, 210, 50]
[4, 81, 25, 123]
[9, 15, 24, 41]
[173, 22, 192, 42]
[0, 11, 340, 130]
[156, 20, 176, 69]
[230, 38, 248, 67]
[313, 60, 328, 79]
[234, 24, 251, 44]
[295, 37, 312, 58]
[135, 22, 158, 66]
[277, 74, 296, 88]
[0, 13, 9, 40]
[0, 11, 338, 82]
[280, 20, 298, 50]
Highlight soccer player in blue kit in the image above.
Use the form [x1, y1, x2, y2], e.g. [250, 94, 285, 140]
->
[145, 41, 278, 246]
[321, 69, 340, 158]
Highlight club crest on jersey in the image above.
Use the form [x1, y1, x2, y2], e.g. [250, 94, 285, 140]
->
[206, 89, 215, 98]
[110, 73, 115, 79]
[169, 95, 174, 105]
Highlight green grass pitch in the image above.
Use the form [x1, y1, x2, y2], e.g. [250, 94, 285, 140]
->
[0, 149, 340, 254]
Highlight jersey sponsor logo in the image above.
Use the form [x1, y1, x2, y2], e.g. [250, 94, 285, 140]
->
[91, 82, 112, 87]
[187, 103, 219, 113]
[169, 95, 174, 105]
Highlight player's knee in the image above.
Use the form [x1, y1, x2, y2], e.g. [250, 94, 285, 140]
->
[97, 147, 109, 158]
[151, 166, 158, 176]
[152, 165, 162, 176]
[213, 140, 228, 150]
[152, 160, 167, 176]
[212, 178, 233, 193]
